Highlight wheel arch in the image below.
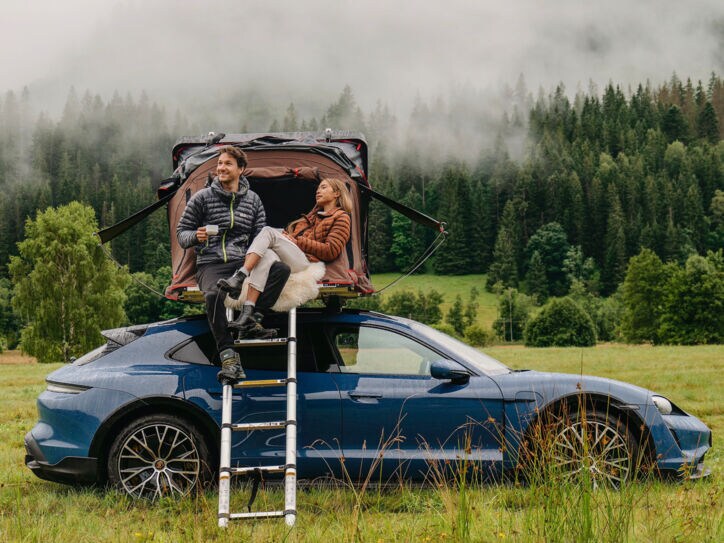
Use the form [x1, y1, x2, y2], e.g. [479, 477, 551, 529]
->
[89, 395, 220, 482]
[527, 392, 656, 467]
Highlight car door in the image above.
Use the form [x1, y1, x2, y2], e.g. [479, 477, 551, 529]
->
[328, 324, 504, 483]
[182, 324, 343, 479]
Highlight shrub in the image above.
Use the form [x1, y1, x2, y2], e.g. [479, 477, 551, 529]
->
[446, 295, 465, 335]
[567, 279, 622, 342]
[657, 251, 724, 344]
[382, 289, 443, 324]
[524, 297, 596, 347]
[463, 324, 494, 346]
[431, 323, 462, 339]
[345, 295, 384, 312]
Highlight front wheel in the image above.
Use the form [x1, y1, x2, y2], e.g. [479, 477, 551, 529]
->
[107, 414, 212, 499]
[549, 412, 637, 488]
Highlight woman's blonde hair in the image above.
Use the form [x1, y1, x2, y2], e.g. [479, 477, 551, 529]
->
[286, 177, 353, 233]
[320, 177, 353, 214]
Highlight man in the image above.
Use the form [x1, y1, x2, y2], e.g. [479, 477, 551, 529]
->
[176, 146, 290, 383]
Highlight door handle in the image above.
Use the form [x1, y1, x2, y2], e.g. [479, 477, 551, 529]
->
[348, 392, 383, 399]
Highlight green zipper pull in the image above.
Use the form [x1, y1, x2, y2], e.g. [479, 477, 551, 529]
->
[222, 193, 235, 263]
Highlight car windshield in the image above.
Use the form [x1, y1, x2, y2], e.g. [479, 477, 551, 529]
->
[407, 321, 511, 376]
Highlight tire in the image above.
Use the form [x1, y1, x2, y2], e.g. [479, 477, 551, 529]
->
[107, 414, 212, 499]
[548, 411, 637, 488]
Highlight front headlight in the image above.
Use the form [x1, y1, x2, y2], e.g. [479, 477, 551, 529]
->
[46, 381, 90, 395]
[652, 395, 673, 415]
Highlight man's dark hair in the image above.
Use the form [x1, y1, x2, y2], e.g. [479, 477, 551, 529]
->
[218, 145, 248, 168]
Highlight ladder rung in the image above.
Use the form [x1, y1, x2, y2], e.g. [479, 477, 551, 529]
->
[233, 338, 288, 347]
[234, 379, 287, 389]
[229, 511, 285, 520]
[231, 465, 286, 475]
[232, 421, 286, 431]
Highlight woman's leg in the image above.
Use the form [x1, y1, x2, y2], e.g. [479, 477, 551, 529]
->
[246, 249, 280, 302]
[244, 227, 310, 282]
[217, 227, 274, 294]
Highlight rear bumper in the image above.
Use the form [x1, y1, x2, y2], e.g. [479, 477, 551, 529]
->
[24, 431, 98, 485]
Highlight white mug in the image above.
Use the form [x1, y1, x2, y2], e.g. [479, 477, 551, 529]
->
[205, 224, 219, 236]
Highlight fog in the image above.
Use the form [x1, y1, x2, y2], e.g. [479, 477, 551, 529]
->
[2, 0, 723, 122]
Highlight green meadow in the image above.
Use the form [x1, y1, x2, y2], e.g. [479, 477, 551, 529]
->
[0, 343, 721, 542]
[370, 273, 499, 328]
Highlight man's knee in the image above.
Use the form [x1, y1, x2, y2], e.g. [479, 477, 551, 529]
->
[203, 289, 224, 308]
[269, 260, 291, 281]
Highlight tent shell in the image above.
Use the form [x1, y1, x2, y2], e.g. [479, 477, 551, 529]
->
[161, 131, 374, 303]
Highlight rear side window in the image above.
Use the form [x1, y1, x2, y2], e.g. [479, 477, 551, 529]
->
[169, 337, 213, 365]
[168, 328, 319, 372]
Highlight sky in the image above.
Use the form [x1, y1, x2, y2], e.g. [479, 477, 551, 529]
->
[1, 0, 723, 115]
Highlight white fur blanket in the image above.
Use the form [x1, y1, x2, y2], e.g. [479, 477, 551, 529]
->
[224, 262, 325, 312]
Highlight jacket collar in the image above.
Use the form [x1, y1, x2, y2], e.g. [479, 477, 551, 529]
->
[210, 176, 249, 200]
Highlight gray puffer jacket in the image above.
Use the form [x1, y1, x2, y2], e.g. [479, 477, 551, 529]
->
[176, 176, 266, 266]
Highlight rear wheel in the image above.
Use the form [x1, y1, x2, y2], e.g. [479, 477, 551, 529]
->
[107, 414, 212, 499]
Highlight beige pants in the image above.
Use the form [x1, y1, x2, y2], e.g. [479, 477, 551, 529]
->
[246, 227, 311, 292]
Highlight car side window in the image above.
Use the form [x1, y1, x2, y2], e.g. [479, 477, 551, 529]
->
[333, 326, 439, 376]
[169, 328, 320, 372]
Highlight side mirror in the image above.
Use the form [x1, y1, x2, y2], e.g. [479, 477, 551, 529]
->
[430, 359, 470, 384]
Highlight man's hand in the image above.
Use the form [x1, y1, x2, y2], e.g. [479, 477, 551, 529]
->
[196, 226, 208, 243]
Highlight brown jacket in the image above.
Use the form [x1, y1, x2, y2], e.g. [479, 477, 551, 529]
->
[289, 208, 351, 263]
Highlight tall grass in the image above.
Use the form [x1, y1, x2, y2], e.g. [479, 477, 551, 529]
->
[1, 348, 722, 542]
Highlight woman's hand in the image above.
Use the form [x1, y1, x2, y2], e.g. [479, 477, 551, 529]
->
[196, 226, 208, 243]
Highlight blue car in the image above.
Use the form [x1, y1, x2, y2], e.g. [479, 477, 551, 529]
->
[25, 308, 711, 498]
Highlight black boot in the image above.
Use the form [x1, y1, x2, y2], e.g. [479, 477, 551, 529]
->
[217, 269, 247, 297]
[228, 304, 256, 331]
[216, 348, 246, 384]
[236, 311, 278, 339]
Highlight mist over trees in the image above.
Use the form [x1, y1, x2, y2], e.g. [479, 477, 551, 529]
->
[0, 72, 723, 350]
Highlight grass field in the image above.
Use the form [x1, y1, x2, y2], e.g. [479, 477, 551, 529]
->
[371, 273, 499, 328]
[0, 345, 722, 542]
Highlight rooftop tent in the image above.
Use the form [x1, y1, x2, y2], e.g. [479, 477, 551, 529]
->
[161, 131, 374, 302]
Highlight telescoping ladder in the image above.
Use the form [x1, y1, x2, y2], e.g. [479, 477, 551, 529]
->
[218, 307, 298, 528]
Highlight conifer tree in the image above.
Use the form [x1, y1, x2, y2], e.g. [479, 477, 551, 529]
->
[390, 188, 426, 272]
[602, 185, 627, 295]
[367, 145, 395, 272]
[697, 101, 719, 143]
[433, 163, 475, 274]
[486, 200, 519, 289]
[446, 295, 465, 335]
[661, 105, 689, 143]
[709, 190, 724, 252]
[282, 102, 299, 132]
[526, 250, 548, 303]
[463, 287, 479, 328]
[682, 182, 708, 252]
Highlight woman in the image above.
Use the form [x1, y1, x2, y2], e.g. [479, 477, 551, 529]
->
[218, 177, 352, 336]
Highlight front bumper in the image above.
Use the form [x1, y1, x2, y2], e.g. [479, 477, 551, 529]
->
[687, 462, 711, 480]
[24, 431, 98, 485]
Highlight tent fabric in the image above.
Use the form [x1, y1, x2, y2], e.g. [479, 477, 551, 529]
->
[166, 148, 373, 300]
